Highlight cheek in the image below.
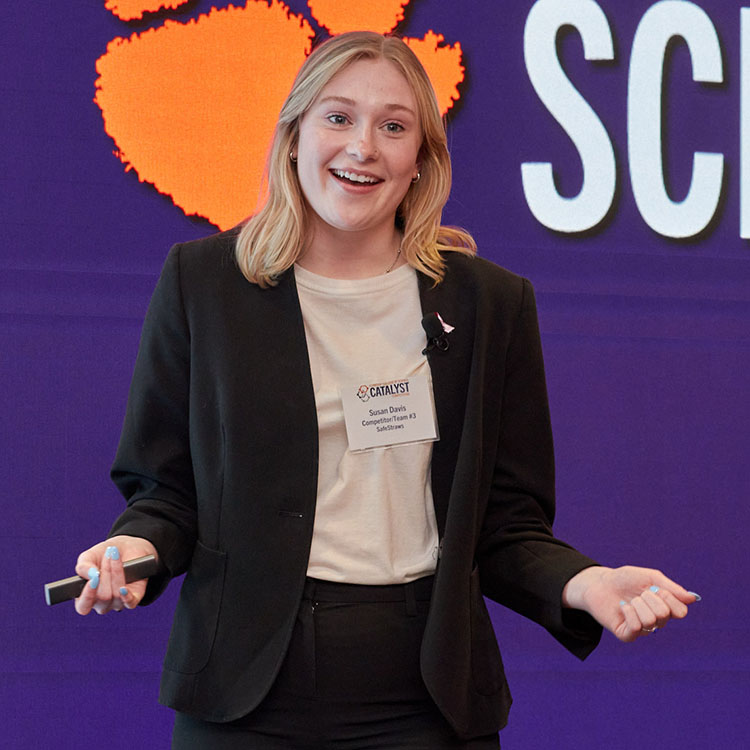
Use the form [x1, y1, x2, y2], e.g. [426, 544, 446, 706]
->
[394, 142, 421, 177]
[296, 146, 322, 191]
[297, 138, 336, 186]
[295, 162, 318, 213]
[393, 156, 418, 186]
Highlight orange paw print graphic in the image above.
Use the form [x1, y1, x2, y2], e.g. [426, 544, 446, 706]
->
[95, 1, 465, 230]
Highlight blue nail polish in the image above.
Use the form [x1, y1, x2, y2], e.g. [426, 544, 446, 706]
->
[110, 546, 120, 561]
[88, 567, 100, 589]
[649, 585, 660, 593]
[619, 600, 627, 607]
[119, 587, 128, 597]
[687, 591, 702, 601]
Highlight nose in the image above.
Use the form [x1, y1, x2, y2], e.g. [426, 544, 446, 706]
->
[347, 126, 378, 161]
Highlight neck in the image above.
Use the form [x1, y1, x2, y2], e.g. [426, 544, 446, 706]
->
[298, 225, 404, 279]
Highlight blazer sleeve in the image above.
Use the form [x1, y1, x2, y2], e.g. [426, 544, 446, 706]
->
[476, 278, 603, 658]
[108, 244, 198, 604]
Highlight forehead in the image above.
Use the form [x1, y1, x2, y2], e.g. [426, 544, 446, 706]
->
[314, 57, 417, 111]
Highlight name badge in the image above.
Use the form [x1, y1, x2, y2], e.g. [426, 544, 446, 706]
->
[340, 374, 439, 452]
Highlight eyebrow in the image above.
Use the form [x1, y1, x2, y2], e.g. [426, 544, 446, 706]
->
[318, 95, 416, 116]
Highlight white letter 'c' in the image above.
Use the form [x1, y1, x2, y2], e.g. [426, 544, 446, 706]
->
[628, 1, 723, 238]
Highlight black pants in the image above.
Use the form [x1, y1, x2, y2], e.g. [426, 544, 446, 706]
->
[172, 577, 500, 749]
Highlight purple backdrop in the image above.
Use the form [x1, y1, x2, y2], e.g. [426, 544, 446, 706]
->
[2, 1, 748, 747]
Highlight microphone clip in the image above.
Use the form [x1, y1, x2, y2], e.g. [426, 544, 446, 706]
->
[421, 312, 452, 355]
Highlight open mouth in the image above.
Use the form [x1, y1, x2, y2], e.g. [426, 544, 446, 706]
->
[330, 169, 382, 186]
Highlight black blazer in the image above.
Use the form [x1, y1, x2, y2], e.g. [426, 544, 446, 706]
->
[109, 230, 602, 739]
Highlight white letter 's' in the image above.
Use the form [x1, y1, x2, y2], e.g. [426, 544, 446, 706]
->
[522, 0, 615, 232]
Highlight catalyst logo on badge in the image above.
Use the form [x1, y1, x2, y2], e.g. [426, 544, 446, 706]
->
[357, 385, 371, 403]
[356, 380, 411, 403]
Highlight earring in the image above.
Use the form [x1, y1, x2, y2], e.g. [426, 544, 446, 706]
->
[290, 150, 297, 163]
[411, 171, 421, 183]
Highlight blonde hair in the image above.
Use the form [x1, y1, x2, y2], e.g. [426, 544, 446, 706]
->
[235, 31, 475, 287]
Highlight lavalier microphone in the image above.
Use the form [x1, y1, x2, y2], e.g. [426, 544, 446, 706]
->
[421, 312, 449, 355]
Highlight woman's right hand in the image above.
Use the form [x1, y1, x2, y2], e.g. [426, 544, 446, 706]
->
[74, 535, 158, 615]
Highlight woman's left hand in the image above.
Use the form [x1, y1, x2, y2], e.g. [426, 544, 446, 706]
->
[562, 565, 699, 642]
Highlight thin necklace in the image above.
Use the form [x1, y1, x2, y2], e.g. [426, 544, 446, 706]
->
[384, 245, 402, 274]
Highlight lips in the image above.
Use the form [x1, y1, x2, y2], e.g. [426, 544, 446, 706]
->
[330, 168, 382, 185]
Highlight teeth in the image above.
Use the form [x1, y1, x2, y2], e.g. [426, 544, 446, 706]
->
[333, 169, 378, 184]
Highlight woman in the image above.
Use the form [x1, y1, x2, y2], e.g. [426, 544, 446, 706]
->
[75, 32, 697, 749]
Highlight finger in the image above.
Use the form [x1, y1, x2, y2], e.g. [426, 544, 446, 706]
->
[108, 546, 127, 595]
[94, 545, 127, 614]
[630, 596, 658, 632]
[648, 571, 696, 604]
[74, 566, 101, 615]
[75, 545, 104, 579]
[104, 546, 129, 613]
[641, 587, 671, 627]
[118, 586, 141, 610]
[615, 600, 642, 642]
[654, 587, 689, 620]
[96, 546, 115, 609]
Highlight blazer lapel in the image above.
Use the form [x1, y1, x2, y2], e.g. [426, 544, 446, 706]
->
[418, 267, 475, 538]
[227, 265, 320, 520]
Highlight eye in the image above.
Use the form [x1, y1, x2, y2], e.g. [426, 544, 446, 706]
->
[384, 121, 405, 134]
[326, 113, 349, 126]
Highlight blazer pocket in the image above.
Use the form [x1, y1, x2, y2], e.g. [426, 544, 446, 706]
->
[469, 565, 505, 696]
[163, 540, 227, 675]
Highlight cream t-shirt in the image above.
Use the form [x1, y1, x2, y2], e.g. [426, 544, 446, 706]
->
[294, 262, 439, 584]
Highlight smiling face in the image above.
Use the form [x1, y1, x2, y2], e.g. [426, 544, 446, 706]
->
[294, 57, 422, 255]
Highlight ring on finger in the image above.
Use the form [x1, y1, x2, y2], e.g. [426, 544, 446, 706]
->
[641, 626, 658, 633]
